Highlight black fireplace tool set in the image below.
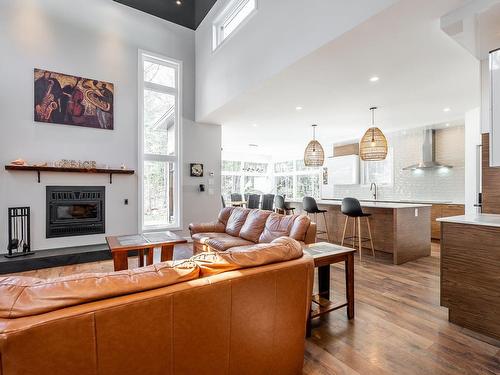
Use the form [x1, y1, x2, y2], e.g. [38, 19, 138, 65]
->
[6, 207, 34, 258]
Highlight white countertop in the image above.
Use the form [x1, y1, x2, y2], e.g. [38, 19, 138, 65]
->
[288, 199, 431, 209]
[437, 214, 500, 228]
[316, 198, 462, 205]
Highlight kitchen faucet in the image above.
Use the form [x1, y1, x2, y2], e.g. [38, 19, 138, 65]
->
[370, 182, 378, 200]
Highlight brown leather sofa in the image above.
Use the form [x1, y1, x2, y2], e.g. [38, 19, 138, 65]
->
[189, 207, 317, 254]
[0, 237, 313, 375]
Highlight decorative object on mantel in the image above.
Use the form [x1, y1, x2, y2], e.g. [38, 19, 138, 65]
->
[359, 107, 388, 161]
[4, 164, 135, 184]
[34, 68, 114, 130]
[54, 159, 97, 169]
[6, 207, 33, 258]
[10, 159, 27, 166]
[190, 163, 204, 177]
[304, 124, 325, 167]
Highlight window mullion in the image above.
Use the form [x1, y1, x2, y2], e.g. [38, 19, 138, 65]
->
[144, 81, 177, 95]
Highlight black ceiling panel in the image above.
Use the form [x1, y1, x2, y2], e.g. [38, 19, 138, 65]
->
[114, 0, 217, 30]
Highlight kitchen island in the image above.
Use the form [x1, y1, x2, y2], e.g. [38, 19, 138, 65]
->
[288, 199, 431, 265]
[437, 214, 500, 341]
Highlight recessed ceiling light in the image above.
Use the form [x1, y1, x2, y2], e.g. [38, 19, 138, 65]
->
[248, 143, 258, 147]
[369, 76, 380, 82]
[252, 123, 258, 127]
[176, 0, 182, 5]
[445, 123, 450, 127]
[295, 106, 303, 111]
[443, 107, 451, 112]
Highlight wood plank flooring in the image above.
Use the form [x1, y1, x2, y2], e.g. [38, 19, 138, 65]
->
[6, 243, 500, 374]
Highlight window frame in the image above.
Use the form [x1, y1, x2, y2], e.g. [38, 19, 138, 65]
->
[212, 0, 258, 52]
[360, 147, 394, 186]
[138, 50, 183, 232]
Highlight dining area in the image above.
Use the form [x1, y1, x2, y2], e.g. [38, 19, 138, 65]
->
[223, 193, 295, 215]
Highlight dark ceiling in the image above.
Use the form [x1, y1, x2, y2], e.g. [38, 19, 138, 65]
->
[114, 0, 218, 30]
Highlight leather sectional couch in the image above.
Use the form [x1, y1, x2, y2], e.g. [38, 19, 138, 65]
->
[0, 237, 314, 375]
[189, 207, 317, 254]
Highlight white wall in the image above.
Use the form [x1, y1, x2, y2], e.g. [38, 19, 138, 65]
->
[195, 0, 398, 121]
[0, 0, 221, 250]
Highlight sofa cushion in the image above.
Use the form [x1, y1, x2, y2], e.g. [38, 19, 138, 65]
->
[0, 260, 200, 318]
[192, 232, 227, 244]
[259, 213, 300, 243]
[289, 214, 311, 242]
[204, 234, 254, 252]
[191, 237, 304, 277]
[239, 209, 272, 243]
[225, 207, 250, 237]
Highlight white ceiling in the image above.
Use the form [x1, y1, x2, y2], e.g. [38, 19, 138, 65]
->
[204, 0, 480, 158]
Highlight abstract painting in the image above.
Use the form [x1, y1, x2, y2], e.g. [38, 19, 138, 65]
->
[34, 68, 114, 130]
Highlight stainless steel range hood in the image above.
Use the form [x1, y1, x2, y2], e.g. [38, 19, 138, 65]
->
[402, 129, 453, 170]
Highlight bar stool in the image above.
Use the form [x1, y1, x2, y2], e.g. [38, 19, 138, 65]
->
[340, 198, 375, 261]
[302, 197, 330, 242]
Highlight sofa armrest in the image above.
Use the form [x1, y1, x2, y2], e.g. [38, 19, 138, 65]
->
[304, 222, 317, 244]
[188, 222, 226, 236]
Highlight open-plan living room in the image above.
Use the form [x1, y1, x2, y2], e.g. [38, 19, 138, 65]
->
[0, 0, 499, 374]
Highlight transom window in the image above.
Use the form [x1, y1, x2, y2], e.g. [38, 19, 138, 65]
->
[213, 0, 257, 51]
[139, 52, 181, 230]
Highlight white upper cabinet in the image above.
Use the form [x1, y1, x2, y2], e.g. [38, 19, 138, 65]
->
[329, 155, 360, 185]
[491, 49, 500, 166]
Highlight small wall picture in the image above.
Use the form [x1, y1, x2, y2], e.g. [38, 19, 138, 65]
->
[190, 163, 204, 177]
[34, 68, 114, 130]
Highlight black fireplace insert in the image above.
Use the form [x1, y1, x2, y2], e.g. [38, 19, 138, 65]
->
[46, 186, 105, 238]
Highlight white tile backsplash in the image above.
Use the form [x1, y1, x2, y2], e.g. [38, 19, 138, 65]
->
[332, 126, 465, 203]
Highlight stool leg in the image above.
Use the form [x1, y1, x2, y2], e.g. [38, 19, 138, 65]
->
[357, 217, 362, 261]
[322, 212, 331, 242]
[366, 217, 375, 257]
[352, 219, 356, 249]
[341, 216, 348, 246]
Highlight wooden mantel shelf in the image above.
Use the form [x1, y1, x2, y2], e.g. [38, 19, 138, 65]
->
[5, 165, 135, 184]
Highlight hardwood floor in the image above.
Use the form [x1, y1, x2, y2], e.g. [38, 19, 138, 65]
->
[6, 243, 500, 374]
[304, 243, 500, 375]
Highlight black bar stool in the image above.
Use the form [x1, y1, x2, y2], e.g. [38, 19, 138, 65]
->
[340, 198, 375, 260]
[302, 197, 330, 242]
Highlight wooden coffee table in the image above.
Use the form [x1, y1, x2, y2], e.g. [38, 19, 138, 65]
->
[304, 242, 356, 336]
[106, 231, 187, 271]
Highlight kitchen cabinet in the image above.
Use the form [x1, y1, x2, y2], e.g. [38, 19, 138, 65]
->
[431, 204, 465, 240]
[329, 155, 359, 185]
[490, 49, 500, 166]
[320, 155, 359, 200]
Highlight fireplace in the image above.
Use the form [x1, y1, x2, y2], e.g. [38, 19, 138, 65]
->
[46, 186, 105, 238]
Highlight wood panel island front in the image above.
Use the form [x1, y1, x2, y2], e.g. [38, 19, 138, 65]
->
[288, 200, 431, 265]
[437, 214, 500, 341]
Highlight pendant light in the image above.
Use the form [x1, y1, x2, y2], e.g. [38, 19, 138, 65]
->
[304, 124, 325, 167]
[359, 107, 388, 161]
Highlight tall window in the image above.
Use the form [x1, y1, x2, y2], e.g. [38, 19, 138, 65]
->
[139, 52, 181, 230]
[213, 0, 257, 50]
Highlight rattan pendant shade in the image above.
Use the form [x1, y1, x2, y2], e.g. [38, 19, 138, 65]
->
[304, 124, 325, 167]
[359, 107, 388, 161]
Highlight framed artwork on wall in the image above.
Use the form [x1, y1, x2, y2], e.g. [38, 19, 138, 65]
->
[34, 68, 114, 130]
[190, 163, 204, 177]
